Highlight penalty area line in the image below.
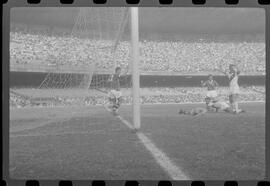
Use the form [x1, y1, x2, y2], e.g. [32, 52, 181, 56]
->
[104, 105, 189, 180]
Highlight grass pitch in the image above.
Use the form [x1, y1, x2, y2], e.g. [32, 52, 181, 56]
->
[9, 102, 265, 180]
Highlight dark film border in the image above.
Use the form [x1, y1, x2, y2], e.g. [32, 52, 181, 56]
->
[2, 0, 269, 186]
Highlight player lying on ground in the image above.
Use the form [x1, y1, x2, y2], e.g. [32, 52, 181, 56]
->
[179, 107, 208, 116]
[179, 99, 244, 116]
[250, 86, 265, 95]
[208, 100, 231, 113]
[201, 74, 219, 111]
[209, 99, 245, 113]
[178, 101, 226, 116]
[107, 66, 128, 115]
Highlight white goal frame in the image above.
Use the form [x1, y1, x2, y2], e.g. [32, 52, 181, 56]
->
[131, 7, 141, 129]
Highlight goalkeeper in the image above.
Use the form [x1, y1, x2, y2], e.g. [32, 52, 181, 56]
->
[108, 66, 128, 115]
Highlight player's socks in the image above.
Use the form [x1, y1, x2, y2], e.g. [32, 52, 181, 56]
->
[233, 102, 244, 114]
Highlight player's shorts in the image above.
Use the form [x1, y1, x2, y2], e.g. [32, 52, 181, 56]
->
[229, 86, 240, 95]
[108, 90, 122, 99]
[229, 94, 239, 103]
[206, 90, 218, 98]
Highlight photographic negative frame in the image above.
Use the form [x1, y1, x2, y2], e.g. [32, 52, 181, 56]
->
[2, 0, 269, 185]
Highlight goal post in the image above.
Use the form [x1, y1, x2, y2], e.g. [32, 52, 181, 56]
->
[131, 7, 141, 129]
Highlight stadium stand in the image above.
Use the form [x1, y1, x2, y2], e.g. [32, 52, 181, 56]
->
[9, 25, 265, 108]
[10, 28, 265, 74]
[10, 86, 265, 108]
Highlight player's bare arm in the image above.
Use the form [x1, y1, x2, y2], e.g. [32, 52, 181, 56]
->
[215, 66, 227, 76]
[215, 62, 231, 77]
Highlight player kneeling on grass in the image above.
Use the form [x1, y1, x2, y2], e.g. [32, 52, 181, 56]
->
[201, 74, 219, 111]
[108, 66, 127, 115]
[108, 90, 122, 115]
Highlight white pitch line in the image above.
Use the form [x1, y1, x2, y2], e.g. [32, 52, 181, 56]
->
[116, 115, 134, 130]
[107, 107, 190, 180]
[136, 132, 189, 180]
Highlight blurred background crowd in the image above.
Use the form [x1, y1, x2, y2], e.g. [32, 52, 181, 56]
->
[10, 26, 265, 74]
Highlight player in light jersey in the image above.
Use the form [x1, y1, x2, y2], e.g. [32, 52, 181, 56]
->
[228, 64, 243, 113]
[217, 63, 243, 114]
[201, 74, 219, 111]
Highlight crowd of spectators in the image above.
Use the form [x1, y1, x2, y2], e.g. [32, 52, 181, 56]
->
[10, 92, 31, 108]
[10, 28, 265, 74]
[10, 86, 265, 108]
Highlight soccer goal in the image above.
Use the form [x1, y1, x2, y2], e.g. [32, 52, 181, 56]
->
[23, 7, 141, 129]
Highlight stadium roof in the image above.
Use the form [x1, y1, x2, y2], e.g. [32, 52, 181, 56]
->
[11, 7, 265, 35]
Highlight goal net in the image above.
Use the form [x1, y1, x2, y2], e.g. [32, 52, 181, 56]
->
[36, 7, 132, 106]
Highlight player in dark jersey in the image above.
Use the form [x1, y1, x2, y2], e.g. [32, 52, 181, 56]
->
[108, 66, 127, 115]
[201, 74, 219, 111]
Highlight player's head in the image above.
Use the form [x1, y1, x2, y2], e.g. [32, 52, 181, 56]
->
[229, 64, 236, 72]
[115, 67, 121, 74]
[205, 97, 211, 104]
[208, 74, 213, 80]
